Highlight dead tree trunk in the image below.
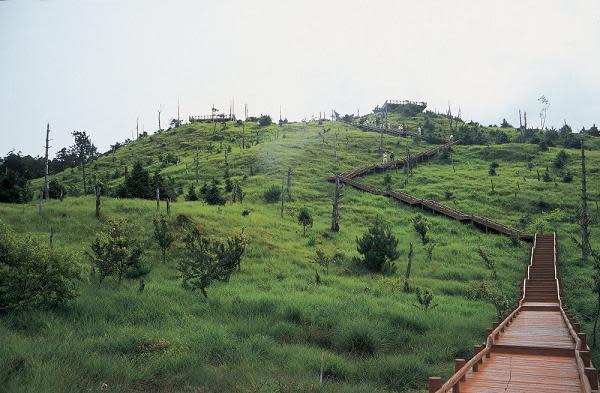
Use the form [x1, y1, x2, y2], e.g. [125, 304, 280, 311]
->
[280, 177, 285, 218]
[287, 167, 292, 201]
[524, 112, 527, 130]
[378, 130, 383, 156]
[166, 197, 171, 215]
[404, 242, 413, 292]
[331, 174, 341, 232]
[195, 147, 199, 183]
[581, 141, 590, 262]
[333, 132, 337, 161]
[242, 121, 245, 149]
[44, 123, 50, 200]
[156, 186, 160, 211]
[38, 188, 43, 214]
[81, 154, 87, 194]
[95, 184, 101, 219]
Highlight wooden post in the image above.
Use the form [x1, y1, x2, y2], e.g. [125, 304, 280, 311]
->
[578, 332, 587, 349]
[44, 123, 50, 200]
[428, 377, 442, 393]
[580, 350, 591, 367]
[166, 197, 171, 215]
[585, 368, 598, 390]
[455, 358, 466, 381]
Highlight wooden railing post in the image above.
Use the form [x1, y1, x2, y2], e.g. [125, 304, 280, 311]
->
[578, 332, 587, 350]
[472, 346, 482, 371]
[580, 350, 591, 367]
[429, 377, 442, 393]
[585, 367, 598, 390]
[455, 358, 466, 382]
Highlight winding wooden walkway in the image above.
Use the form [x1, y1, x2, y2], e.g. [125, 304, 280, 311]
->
[329, 123, 597, 390]
[429, 234, 598, 392]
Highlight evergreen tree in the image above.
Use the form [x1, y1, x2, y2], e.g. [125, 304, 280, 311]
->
[356, 217, 400, 272]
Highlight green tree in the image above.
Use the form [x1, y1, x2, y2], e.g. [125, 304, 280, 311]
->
[70, 131, 98, 194]
[89, 219, 144, 283]
[0, 223, 80, 312]
[383, 173, 392, 191]
[553, 149, 569, 169]
[153, 214, 175, 263]
[415, 287, 437, 311]
[297, 207, 313, 236]
[203, 179, 226, 205]
[313, 248, 330, 273]
[412, 214, 430, 244]
[356, 217, 400, 272]
[185, 184, 199, 201]
[258, 115, 273, 127]
[48, 178, 66, 199]
[178, 227, 246, 298]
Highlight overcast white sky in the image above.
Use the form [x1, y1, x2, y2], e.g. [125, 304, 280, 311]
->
[1, 0, 599, 157]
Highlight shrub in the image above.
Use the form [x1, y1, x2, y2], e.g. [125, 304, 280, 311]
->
[412, 214, 430, 244]
[153, 214, 176, 263]
[383, 173, 392, 191]
[356, 217, 400, 272]
[203, 179, 226, 205]
[562, 173, 573, 183]
[48, 178, 66, 199]
[297, 207, 313, 236]
[488, 162, 499, 176]
[553, 150, 569, 169]
[0, 223, 80, 312]
[0, 171, 31, 203]
[415, 287, 437, 311]
[336, 322, 378, 357]
[185, 184, 199, 201]
[542, 170, 552, 182]
[178, 228, 246, 297]
[263, 185, 281, 203]
[89, 218, 144, 283]
[313, 248, 330, 273]
[258, 115, 273, 127]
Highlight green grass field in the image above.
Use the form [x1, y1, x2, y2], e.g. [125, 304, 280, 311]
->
[0, 118, 595, 392]
[361, 142, 600, 365]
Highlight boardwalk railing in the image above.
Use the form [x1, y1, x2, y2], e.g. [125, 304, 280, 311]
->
[428, 233, 598, 393]
[556, 233, 597, 392]
[332, 139, 461, 180]
[338, 177, 531, 240]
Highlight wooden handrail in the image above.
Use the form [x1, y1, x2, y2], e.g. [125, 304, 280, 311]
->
[433, 237, 534, 393]
[553, 232, 595, 392]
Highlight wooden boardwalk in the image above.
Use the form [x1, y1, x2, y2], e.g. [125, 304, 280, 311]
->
[329, 123, 595, 390]
[429, 235, 598, 392]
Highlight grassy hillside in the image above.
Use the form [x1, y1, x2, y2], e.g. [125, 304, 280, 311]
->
[361, 143, 600, 365]
[0, 120, 532, 393]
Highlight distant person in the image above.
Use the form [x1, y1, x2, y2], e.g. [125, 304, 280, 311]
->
[390, 151, 395, 161]
[450, 134, 454, 142]
[383, 152, 388, 164]
[418, 127, 422, 136]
